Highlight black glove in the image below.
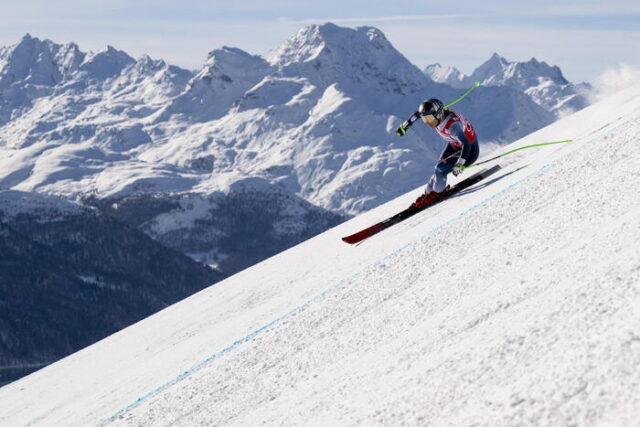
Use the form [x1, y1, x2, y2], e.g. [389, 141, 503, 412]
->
[396, 121, 409, 136]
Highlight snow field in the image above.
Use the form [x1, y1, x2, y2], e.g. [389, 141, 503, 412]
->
[104, 91, 640, 424]
[1, 86, 639, 426]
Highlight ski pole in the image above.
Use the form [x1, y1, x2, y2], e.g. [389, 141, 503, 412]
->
[445, 82, 481, 108]
[440, 151, 463, 163]
[396, 82, 481, 136]
[463, 139, 573, 170]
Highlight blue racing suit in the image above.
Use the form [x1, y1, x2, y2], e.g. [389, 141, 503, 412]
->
[425, 111, 479, 193]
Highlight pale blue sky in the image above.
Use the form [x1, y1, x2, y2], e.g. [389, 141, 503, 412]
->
[1, 1, 639, 83]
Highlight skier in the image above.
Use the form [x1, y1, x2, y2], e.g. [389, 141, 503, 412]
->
[399, 98, 480, 209]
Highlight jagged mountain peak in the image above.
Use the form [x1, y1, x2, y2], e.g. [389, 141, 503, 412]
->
[83, 45, 134, 64]
[208, 45, 253, 57]
[268, 23, 397, 68]
[192, 45, 270, 96]
[132, 54, 159, 68]
[308, 23, 392, 49]
[456, 53, 583, 114]
[424, 62, 465, 87]
[202, 46, 269, 77]
[6, 34, 83, 69]
[14, 33, 46, 49]
[519, 57, 568, 84]
[106, 54, 193, 104]
[267, 23, 339, 66]
[0, 34, 68, 88]
[267, 23, 425, 94]
[125, 54, 174, 76]
[471, 52, 509, 81]
[1, 33, 48, 60]
[426, 52, 573, 95]
[53, 41, 85, 76]
[489, 52, 508, 62]
[161, 45, 270, 121]
[79, 45, 135, 80]
[119, 54, 191, 81]
[471, 53, 568, 87]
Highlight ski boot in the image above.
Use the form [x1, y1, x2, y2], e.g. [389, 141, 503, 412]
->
[410, 186, 450, 210]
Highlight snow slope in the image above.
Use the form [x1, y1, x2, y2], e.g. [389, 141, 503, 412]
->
[1, 85, 639, 425]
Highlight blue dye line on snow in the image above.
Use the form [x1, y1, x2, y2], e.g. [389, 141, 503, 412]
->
[95, 166, 543, 425]
[97, 113, 633, 425]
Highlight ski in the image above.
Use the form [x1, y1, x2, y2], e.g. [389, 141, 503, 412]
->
[341, 164, 502, 244]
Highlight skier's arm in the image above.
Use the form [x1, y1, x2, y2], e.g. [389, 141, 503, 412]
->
[396, 111, 420, 136]
[449, 122, 472, 162]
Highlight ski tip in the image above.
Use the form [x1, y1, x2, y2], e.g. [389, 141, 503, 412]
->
[341, 235, 361, 244]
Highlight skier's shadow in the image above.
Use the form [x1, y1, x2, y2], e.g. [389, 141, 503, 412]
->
[450, 166, 526, 198]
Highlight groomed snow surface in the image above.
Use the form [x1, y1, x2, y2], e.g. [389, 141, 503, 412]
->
[1, 86, 640, 426]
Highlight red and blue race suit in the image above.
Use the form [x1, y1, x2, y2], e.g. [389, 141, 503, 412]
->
[426, 111, 480, 193]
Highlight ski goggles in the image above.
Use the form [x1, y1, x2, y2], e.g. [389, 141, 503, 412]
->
[420, 113, 438, 125]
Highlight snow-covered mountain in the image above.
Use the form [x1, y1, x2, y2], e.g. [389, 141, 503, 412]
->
[0, 25, 594, 386]
[0, 182, 343, 387]
[0, 24, 563, 218]
[0, 190, 222, 386]
[423, 62, 466, 88]
[84, 180, 345, 274]
[1, 82, 637, 426]
[425, 53, 590, 117]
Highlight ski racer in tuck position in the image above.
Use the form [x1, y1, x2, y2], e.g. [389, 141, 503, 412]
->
[397, 98, 480, 209]
[341, 98, 494, 244]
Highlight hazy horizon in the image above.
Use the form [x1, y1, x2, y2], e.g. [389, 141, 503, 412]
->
[1, 1, 639, 84]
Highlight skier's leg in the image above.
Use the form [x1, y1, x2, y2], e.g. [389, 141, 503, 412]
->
[464, 142, 479, 166]
[428, 161, 455, 192]
[425, 146, 459, 193]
